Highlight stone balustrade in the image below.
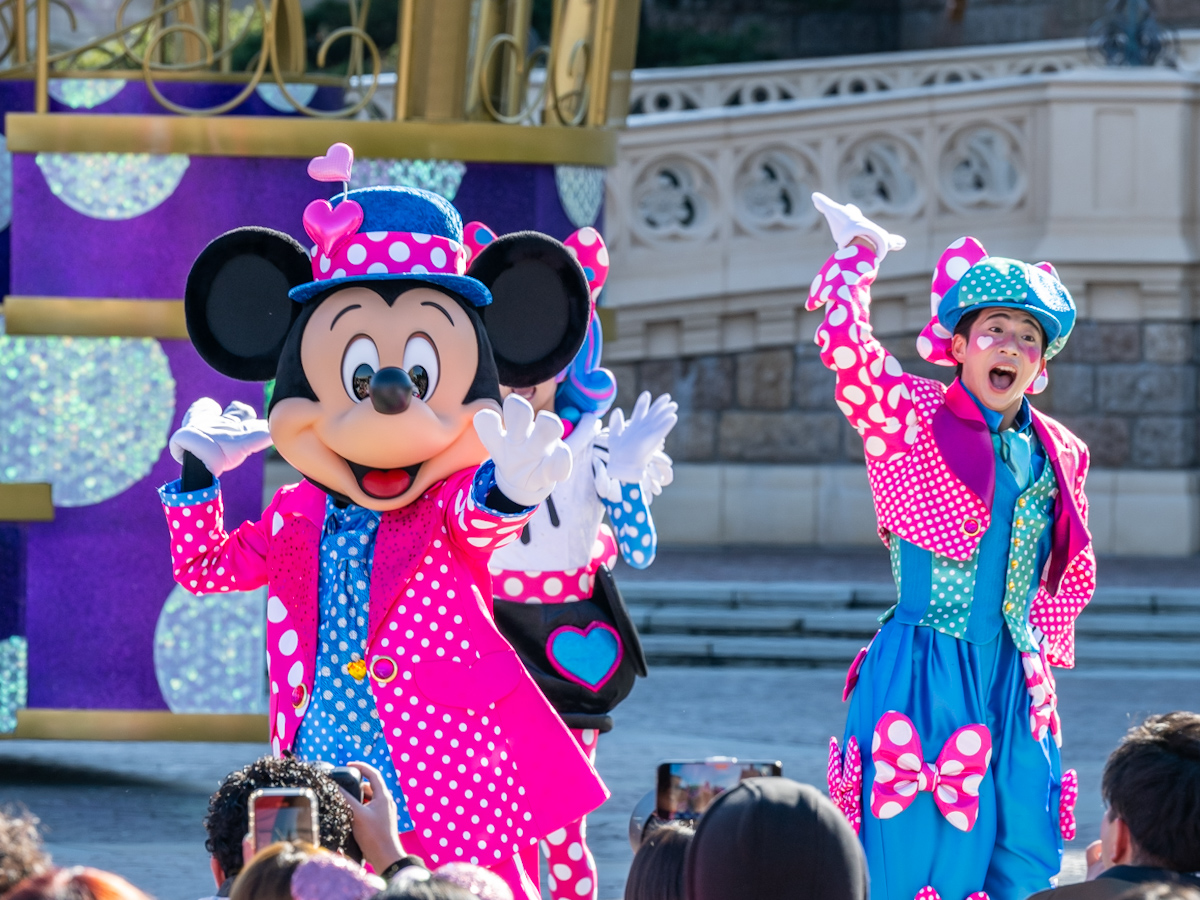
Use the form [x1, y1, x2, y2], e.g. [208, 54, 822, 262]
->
[604, 60, 1200, 555]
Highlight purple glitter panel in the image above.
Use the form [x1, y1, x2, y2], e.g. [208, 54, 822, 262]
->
[13, 147, 590, 711]
[23, 341, 264, 710]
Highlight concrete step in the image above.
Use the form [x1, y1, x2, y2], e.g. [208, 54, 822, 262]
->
[628, 605, 1200, 642]
[640, 633, 1200, 668]
[620, 580, 1200, 614]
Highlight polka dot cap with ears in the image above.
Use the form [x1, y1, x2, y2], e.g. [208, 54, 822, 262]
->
[919, 237, 1075, 392]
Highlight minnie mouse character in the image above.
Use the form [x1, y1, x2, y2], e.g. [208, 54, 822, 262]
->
[157, 144, 608, 899]
[461, 223, 676, 900]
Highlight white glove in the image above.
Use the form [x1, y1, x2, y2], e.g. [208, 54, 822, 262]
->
[643, 449, 675, 497]
[811, 192, 907, 262]
[169, 398, 272, 477]
[474, 394, 573, 507]
[606, 391, 679, 485]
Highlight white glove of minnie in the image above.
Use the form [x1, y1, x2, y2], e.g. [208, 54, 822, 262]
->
[474, 394, 573, 508]
[811, 192, 907, 263]
[606, 391, 679, 486]
[168, 398, 273, 477]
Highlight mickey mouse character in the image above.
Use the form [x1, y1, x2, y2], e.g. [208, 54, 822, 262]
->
[157, 145, 608, 899]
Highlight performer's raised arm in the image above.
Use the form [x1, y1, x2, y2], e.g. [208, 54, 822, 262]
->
[808, 193, 918, 463]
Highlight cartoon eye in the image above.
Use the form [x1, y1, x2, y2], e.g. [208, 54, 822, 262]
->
[341, 335, 380, 402]
[403, 334, 439, 400]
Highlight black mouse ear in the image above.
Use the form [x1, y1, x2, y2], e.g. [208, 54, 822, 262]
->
[468, 232, 592, 388]
[185, 227, 312, 381]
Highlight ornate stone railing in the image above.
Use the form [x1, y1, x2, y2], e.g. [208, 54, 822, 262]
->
[627, 30, 1200, 116]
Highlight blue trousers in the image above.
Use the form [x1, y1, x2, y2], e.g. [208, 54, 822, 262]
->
[842, 621, 1063, 900]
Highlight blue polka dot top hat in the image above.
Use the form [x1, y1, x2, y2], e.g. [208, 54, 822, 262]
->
[917, 236, 1077, 382]
[292, 176, 492, 308]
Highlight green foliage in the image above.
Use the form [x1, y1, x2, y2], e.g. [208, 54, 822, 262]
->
[302, 0, 399, 72]
[635, 22, 776, 67]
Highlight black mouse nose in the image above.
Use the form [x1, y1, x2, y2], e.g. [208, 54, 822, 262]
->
[369, 367, 414, 415]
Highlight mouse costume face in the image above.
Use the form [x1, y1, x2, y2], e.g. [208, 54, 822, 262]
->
[183, 171, 593, 511]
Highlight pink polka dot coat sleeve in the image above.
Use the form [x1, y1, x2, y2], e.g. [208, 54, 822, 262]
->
[807, 245, 1096, 669]
[162, 469, 609, 866]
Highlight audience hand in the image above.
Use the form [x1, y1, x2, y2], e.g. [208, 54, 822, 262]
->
[1085, 839, 1107, 881]
[340, 761, 408, 874]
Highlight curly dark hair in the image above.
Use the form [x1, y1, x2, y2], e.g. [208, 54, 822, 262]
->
[0, 806, 51, 895]
[204, 756, 354, 880]
[1103, 712, 1200, 872]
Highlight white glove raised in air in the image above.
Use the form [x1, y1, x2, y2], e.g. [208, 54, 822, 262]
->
[811, 192, 907, 263]
[168, 398, 272, 477]
[473, 394, 573, 508]
[606, 391, 679, 485]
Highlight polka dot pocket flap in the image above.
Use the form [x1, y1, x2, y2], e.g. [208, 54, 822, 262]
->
[414, 649, 523, 709]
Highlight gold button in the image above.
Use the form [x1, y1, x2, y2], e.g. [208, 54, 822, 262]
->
[1008, 581, 1015, 591]
[370, 655, 398, 685]
[1016, 518, 1024, 528]
[1011, 560, 1019, 569]
[1018, 499, 1026, 508]
[1004, 603, 1014, 612]
[961, 517, 981, 537]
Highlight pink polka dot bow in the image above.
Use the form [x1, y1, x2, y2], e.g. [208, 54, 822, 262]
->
[915, 886, 989, 900]
[827, 735, 863, 834]
[869, 711, 993, 832]
[463, 222, 610, 302]
[1060, 767, 1079, 841]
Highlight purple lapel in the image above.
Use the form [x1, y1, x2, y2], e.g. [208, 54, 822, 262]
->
[1031, 409, 1092, 595]
[932, 379, 996, 509]
[368, 489, 440, 647]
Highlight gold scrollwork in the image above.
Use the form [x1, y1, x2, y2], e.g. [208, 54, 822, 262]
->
[478, 30, 548, 125]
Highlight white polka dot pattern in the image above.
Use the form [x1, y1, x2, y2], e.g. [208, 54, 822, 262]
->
[309, 231, 467, 285]
[161, 467, 609, 873]
[805, 245, 1096, 668]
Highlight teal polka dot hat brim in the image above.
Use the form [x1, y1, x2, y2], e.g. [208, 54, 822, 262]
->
[937, 257, 1076, 359]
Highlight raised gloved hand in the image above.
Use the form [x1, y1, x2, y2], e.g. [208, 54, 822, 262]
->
[811, 192, 907, 263]
[474, 393, 573, 507]
[168, 398, 272, 477]
[606, 391, 679, 485]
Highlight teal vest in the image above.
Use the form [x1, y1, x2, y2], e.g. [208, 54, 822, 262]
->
[884, 448, 1057, 652]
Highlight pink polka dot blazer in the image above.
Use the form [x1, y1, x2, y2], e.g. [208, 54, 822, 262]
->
[808, 244, 1095, 668]
[162, 467, 610, 866]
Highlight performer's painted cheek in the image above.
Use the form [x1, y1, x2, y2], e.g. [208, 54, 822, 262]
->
[975, 335, 994, 350]
[1023, 343, 1041, 364]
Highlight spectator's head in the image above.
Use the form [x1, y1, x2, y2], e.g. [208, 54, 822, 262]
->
[230, 842, 382, 900]
[683, 778, 867, 900]
[205, 756, 355, 887]
[1115, 885, 1200, 900]
[625, 821, 693, 900]
[3, 867, 150, 900]
[430, 863, 512, 900]
[1101, 712, 1200, 872]
[371, 873, 476, 900]
[0, 807, 51, 895]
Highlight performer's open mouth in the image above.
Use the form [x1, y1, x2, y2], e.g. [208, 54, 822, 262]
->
[511, 385, 538, 402]
[988, 364, 1016, 392]
[346, 460, 423, 499]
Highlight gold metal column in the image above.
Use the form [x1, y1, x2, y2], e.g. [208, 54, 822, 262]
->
[404, 0, 474, 121]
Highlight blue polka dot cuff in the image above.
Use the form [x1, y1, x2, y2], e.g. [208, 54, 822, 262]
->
[471, 460, 535, 518]
[159, 477, 220, 508]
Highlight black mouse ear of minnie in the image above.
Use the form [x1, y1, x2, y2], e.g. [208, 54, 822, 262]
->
[185, 227, 312, 381]
[468, 232, 592, 389]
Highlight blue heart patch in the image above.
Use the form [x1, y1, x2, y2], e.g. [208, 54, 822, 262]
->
[546, 623, 623, 690]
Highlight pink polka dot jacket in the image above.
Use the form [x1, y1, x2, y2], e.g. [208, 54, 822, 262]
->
[808, 243, 1095, 668]
[160, 465, 610, 866]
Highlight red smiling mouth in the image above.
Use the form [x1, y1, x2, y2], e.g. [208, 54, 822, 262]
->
[346, 460, 423, 500]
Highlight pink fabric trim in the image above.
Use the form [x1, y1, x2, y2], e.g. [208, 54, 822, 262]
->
[308, 230, 467, 284]
[1060, 768, 1078, 841]
[915, 888, 990, 900]
[491, 527, 618, 604]
[869, 711, 992, 833]
[827, 735, 863, 835]
[843, 645, 868, 702]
